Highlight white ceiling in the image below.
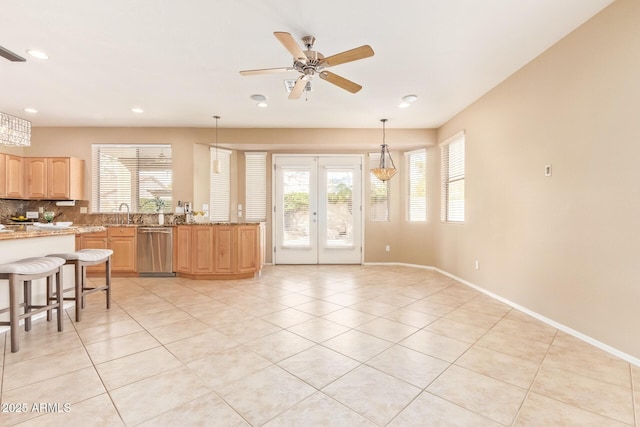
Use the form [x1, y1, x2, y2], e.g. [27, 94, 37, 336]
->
[1, 0, 613, 130]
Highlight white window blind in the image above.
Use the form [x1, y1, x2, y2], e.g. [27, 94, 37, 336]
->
[369, 152, 390, 222]
[91, 144, 172, 213]
[210, 148, 231, 222]
[406, 148, 427, 222]
[245, 152, 267, 222]
[440, 131, 465, 222]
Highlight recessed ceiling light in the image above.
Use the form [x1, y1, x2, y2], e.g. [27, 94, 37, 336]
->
[257, 102, 268, 108]
[132, 107, 144, 113]
[250, 94, 267, 102]
[402, 94, 418, 103]
[24, 108, 38, 113]
[26, 49, 48, 60]
[398, 102, 410, 108]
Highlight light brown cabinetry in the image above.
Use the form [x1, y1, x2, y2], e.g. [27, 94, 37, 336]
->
[108, 227, 136, 273]
[174, 226, 192, 273]
[173, 224, 261, 279]
[237, 225, 260, 273]
[0, 153, 6, 197]
[24, 157, 84, 200]
[5, 155, 24, 198]
[77, 227, 136, 276]
[24, 158, 48, 198]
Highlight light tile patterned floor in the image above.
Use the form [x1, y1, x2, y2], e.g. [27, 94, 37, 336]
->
[0, 265, 638, 426]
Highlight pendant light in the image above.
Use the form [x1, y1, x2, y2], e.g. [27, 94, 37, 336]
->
[212, 115, 221, 174]
[371, 119, 397, 181]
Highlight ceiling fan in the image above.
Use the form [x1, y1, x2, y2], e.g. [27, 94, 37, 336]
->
[240, 32, 374, 99]
[0, 45, 26, 62]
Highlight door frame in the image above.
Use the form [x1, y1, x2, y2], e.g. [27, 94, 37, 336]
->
[272, 154, 365, 265]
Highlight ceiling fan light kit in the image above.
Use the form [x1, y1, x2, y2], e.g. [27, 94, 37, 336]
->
[240, 31, 374, 99]
[371, 119, 398, 182]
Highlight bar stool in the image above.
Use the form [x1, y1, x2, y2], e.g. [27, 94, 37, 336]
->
[0, 257, 65, 353]
[47, 249, 113, 322]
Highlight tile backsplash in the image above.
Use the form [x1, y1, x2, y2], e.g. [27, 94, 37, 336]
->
[0, 199, 185, 225]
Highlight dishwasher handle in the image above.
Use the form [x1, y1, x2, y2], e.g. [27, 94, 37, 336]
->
[138, 228, 172, 234]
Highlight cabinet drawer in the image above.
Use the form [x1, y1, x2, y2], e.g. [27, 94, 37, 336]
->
[108, 227, 136, 237]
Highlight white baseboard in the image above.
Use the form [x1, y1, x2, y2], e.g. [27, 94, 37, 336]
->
[365, 261, 640, 367]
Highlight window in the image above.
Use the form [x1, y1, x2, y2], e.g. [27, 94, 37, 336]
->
[440, 131, 465, 222]
[245, 152, 267, 222]
[369, 152, 390, 221]
[91, 144, 172, 213]
[406, 148, 427, 222]
[210, 147, 231, 221]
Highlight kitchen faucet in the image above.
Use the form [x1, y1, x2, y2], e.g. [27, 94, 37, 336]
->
[118, 203, 130, 224]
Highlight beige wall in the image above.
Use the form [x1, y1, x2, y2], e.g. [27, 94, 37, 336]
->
[24, 127, 434, 264]
[15, 0, 638, 361]
[436, 0, 640, 358]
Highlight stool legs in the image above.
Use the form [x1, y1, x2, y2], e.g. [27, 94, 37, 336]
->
[105, 258, 111, 310]
[8, 275, 20, 352]
[75, 261, 83, 321]
[55, 268, 63, 332]
[6, 272, 63, 353]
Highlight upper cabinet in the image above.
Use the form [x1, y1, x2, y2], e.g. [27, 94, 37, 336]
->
[19, 156, 84, 200]
[0, 153, 5, 197]
[47, 157, 84, 200]
[5, 155, 24, 199]
[24, 157, 47, 198]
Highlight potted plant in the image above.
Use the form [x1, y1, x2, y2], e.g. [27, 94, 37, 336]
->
[154, 197, 166, 225]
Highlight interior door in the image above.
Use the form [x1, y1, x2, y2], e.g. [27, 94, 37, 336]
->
[274, 155, 362, 264]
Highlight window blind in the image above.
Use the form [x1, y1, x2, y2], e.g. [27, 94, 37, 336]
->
[210, 147, 231, 222]
[440, 132, 465, 222]
[406, 148, 427, 222]
[369, 152, 390, 222]
[91, 144, 172, 213]
[244, 152, 267, 222]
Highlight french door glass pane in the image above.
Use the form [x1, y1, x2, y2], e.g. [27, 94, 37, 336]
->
[326, 169, 353, 247]
[283, 169, 311, 247]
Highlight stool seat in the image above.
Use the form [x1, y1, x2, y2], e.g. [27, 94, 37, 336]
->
[0, 257, 65, 275]
[49, 249, 113, 263]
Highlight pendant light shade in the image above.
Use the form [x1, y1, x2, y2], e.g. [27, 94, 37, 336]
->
[212, 115, 221, 174]
[0, 112, 31, 146]
[371, 119, 397, 181]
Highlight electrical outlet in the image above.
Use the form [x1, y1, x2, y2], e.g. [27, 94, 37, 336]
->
[545, 164, 552, 177]
[80, 207, 88, 214]
[38, 207, 44, 213]
[385, 245, 391, 252]
[475, 260, 480, 270]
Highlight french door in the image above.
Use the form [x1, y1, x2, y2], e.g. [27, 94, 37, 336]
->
[273, 155, 363, 264]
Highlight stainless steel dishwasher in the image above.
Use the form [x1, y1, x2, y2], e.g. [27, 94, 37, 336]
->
[137, 226, 175, 277]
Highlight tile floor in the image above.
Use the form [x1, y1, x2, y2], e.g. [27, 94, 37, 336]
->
[0, 265, 638, 426]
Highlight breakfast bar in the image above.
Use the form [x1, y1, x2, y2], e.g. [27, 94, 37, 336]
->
[0, 225, 106, 325]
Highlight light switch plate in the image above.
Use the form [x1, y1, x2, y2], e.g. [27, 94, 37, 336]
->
[80, 207, 88, 214]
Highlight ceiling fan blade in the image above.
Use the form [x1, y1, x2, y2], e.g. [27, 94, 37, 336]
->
[274, 32, 307, 61]
[288, 76, 308, 100]
[323, 45, 374, 67]
[0, 45, 26, 62]
[319, 71, 362, 93]
[239, 67, 293, 76]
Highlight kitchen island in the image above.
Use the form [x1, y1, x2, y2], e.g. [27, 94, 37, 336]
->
[173, 223, 263, 280]
[0, 225, 106, 325]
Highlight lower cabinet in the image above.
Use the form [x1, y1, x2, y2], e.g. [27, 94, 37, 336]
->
[173, 224, 261, 279]
[77, 227, 136, 275]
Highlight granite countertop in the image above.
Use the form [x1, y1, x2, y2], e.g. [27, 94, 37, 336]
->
[0, 225, 106, 241]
